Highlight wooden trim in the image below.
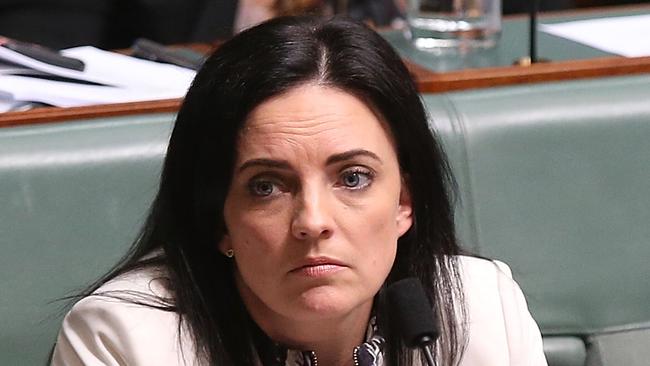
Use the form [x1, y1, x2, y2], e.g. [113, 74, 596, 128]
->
[0, 99, 181, 128]
[408, 56, 650, 93]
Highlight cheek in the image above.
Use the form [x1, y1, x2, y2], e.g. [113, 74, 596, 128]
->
[351, 194, 402, 242]
[229, 215, 287, 252]
[342, 196, 400, 270]
[357, 229, 398, 296]
[226, 188, 285, 235]
[228, 216, 289, 294]
[224, 200, 292, 264]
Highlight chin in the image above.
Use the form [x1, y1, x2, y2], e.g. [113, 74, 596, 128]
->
[289, 286, 372, 320]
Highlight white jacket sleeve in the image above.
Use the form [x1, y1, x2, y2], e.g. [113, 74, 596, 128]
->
[493, 260, 548, 366]
[51, 272, 197, 366]
[458, 256, 548, 366]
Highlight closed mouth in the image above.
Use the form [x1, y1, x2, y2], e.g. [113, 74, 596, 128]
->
[290, 257, 348, 277]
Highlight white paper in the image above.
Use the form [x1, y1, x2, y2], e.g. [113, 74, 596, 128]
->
[0, 75, 184, 108]
[0, 46, 196, 107]
[541, 14, 650, 57]
[61, 46, 196, 89]
[0, 98, 25, 113]
[0, 61, 38, 76]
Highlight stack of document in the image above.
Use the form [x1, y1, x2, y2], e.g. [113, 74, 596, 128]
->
[541, 14, 650, 58]
[0, 46, 196, 111]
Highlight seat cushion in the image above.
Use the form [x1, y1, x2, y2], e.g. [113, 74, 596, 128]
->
[586, 324, 650, 366]
[544, 336, 587, 366]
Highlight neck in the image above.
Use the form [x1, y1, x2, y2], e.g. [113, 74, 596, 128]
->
[276, 311, 371, 366]
[236, 276, 372, 365]
[268, 304, 372, 365]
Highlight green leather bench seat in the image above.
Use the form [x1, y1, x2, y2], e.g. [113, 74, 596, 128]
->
[423, 74, 650, 366]
[0, 114, 174, 365]
[1, 74, 649, 365]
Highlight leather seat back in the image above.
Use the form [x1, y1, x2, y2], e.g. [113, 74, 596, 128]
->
[423, 74, 650, 365]
[0, 113, 174, 365]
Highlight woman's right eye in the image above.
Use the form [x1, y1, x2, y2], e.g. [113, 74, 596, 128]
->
[248, 179, 279, 197]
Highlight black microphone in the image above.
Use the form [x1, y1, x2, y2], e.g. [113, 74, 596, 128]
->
[386, 278, 440, 366]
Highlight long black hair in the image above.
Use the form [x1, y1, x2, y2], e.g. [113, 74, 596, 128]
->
[72, 16, 467, 365]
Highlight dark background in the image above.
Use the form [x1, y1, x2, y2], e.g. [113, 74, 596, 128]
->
[0, 0, 648, 49]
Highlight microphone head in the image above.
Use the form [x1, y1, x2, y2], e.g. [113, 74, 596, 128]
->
[385, 278, 440, 348]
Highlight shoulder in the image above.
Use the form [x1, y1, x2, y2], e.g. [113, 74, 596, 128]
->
[456, 256, 526, 309]
[456, 255, 511, 276]
[456, 255, 519, 308]
[455, 256, 548, 366]
[51, 266, 198, 366]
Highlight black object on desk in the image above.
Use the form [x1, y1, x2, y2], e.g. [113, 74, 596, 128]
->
[131, 38, 206, 70]
[0, 37, 85, 71]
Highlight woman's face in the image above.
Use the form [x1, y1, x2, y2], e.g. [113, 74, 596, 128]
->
[220, 84, 413, 326]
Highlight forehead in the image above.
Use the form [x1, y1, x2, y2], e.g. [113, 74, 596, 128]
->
[237, 84, 396, 158]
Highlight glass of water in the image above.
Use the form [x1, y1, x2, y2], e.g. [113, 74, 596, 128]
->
[406, 0, 501, 50]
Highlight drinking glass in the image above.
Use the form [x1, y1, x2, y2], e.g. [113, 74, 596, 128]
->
[406, 0, 502, 50]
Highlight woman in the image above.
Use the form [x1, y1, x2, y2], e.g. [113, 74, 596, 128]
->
[51, 16, 547, 366]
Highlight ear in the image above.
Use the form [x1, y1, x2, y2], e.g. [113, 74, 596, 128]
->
[218, 234, 232, 256]
[396, 178, 413, 237]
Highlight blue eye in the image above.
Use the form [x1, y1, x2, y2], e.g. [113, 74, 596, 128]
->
[340, 169, 373, 189]
[249, 180, 277, 197]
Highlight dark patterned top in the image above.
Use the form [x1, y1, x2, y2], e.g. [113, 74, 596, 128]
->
[260, 317, 385, 366]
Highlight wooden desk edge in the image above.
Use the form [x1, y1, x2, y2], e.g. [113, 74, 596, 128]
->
[0, 99, 182, 128]
[409, 56, 650, 93]
[2, 58, 650, 128]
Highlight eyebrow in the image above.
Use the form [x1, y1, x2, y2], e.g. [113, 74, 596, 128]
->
[238, 159, 291, 173]
[325, 149, 382, 165]
[238, 149, 382, 173]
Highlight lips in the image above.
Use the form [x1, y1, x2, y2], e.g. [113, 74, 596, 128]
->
[290, 256, 348, 277]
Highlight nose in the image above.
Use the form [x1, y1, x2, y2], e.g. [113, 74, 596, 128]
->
[290, 185, 334, 241]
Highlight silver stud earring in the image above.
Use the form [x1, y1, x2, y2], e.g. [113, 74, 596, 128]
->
[225, 249, 234, 258]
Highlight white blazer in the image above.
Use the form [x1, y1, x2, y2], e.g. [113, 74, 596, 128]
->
[51, 256, 548, 365]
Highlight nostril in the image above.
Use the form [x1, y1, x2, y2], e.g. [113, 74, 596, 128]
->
[294, 228, 331, 240]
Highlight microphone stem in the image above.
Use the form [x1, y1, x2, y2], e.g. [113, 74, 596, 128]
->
[530, 0, 539, 63]
[422, 344, 437, 366]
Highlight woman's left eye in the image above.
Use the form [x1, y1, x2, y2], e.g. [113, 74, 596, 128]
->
[339, 169, 373, 189]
